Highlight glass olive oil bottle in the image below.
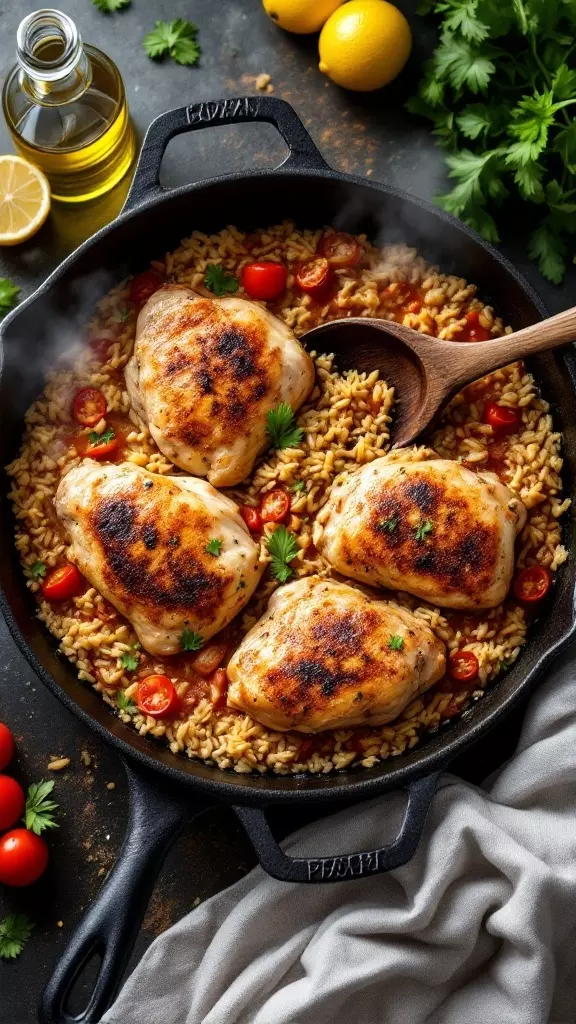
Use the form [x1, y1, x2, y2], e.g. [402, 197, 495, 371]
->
[2, 9, 136, 202]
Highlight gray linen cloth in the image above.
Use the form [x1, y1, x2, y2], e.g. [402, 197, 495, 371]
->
[101, 647, 576, 1024]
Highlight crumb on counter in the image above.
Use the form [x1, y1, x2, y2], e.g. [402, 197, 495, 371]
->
[256, 73, 274, 93]
[80, 749, 92, 766]
[106, 782, 116, 790]
[56, 921, 63, 928]
[48, 756, 71, 771]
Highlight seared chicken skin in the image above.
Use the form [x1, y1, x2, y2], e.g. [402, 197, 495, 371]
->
[226, 576, 446, 733]
[125, 285, 315, 487]
[314, 449, 527, 610]
[55, 461, 263, 656]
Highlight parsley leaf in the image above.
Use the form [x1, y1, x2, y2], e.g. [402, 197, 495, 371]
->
[28, 561, 47, 580]
[180, 628, 204, 652]
[266, 403, 304, 451]
[120, 647, 140, 671]
[143, 20, 201, 66]
[529, 222, 566, 284]
[204, 263, 239, 296]
[92, 0, 131, 12]
[0, 278, 20, 314]
[389, 634, 404, 651]
[88, 426, 115, 446]
[205, 539, 223, 557]
[290, 480, 306, 493]
[117, 690, 137, 714]
[24, 780, 59, 835]
[266, 525, 299, 583]
[379, 515, 398, 533]
[0, 915, 34, 960]
[414, 519, 433, 542]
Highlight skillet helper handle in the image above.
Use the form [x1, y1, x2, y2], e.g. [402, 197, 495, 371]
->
[124, 95, 328, 211]
[234, 772, 440, 883]
[40, 760, 208, 1024]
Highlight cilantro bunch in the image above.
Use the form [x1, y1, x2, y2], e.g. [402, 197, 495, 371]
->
[408, 0, 576, 282]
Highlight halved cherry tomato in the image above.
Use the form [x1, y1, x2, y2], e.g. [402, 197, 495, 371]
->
[209, 668, 228, 710]
[72, 387, 107, 427]
[0, 775, 25, 831]
[240, 505, 263, 532]
[448, 650, 479, 682]
[86, 433, 119, 460]
[242, 261, 287, 301]
[483, 401, 520, 433]
[260, 488, 290, 524]
[0, 723, 15, 771]
[295, 257, 332, 295]
[461, 310, 492, 342]
[319, 232, 362, 267]
[0, 829, 49, 887]
[129, 269, 164, 307]
[42, 564, 83, 601]
[513, 565, 552, 603]
[190, 642, 227, 678]
[136, 675, 179, 718]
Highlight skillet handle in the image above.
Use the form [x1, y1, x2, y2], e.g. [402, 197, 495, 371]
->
[123, 95, 328, 211]
[39, 760, 210, 1024]
[234, 772, 440, 883]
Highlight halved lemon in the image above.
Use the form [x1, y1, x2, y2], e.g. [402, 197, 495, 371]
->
[0, 155, 50, 246]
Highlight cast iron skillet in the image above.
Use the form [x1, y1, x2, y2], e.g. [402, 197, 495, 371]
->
[0, 98, 575, 1024]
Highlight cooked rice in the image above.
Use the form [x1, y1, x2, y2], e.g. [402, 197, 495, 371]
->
[6, 222, 569, 775]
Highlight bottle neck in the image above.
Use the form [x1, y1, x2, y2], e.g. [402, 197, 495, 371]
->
[16, 9, 91, 106]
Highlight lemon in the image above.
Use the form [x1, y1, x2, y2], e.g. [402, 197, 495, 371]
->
[0, 155, 50, 246]
[319, 0, 412, 91]
[263, 0, 344, 34]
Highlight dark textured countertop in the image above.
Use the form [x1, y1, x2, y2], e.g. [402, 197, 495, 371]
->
[0, 1, 574, 1021]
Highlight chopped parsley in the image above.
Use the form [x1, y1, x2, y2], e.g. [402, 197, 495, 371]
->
[267, 525, 299, 583]
[116, 306, 133, 321]
[180, 628, 205, 652]
[0, 915, 34, 960]
[120, 647, 140, 672]
[380, 515, 398, 534]
[204, 263, 239, 296]
[414, 519, 433, 542]
[266, 403, 304, 451]
[24, 780, 59, 835]
[389, 635, 404, 651]
[143, 19, 201, 66]
[205, 539, 223, 557]
[290, 480, 306, 493]
[29, 561, 47, 580]
[88, 426, 115, 446]
[117, 690, 137, 714]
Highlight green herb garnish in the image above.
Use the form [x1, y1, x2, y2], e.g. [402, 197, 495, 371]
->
[290, 480, 306, 493]
[0, 278, 20, 314]
[205, 539, 223, 557]
[267, 525, 299, 583]
[0, 915, 34, 960]
[389, 635, 404, 651]
[29, 561, 47, 580]
[180, 628, 205, 652]
[380, 516, 398, 533]
[120, 648, 140, 672]
[266, 403, 304, 451]
[117, 690, 137, 714]
[204, 263, 239, 296]
[143, 19, 201, 66]
[88, 426, 115, 446]
[414, 520, 433, 542]
[24, 780, 59, 835]
[92, 0, 131, 12]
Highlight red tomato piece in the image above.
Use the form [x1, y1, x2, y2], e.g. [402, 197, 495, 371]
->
[0, 829, 49, 887]
[461, 310, 492, 342]
[260, 488, 290, 524]
[42, 564, 83, 601]
[0, 723, 15, 771]
[295, 257, 332, 295]
[0, 775, 25, 831]
[483, 401, 520, 433]
[89, 336, 113, 362]
[513, 566, 552, 603]
[72, 387, 107, 427]
[86, 434, 119, 460]
[242, 262, 287, 301]
[319, 232, 362, 266]
[190, 642, 227, 678]
[129, 269, 164, 307]
[448, 650, 479, 682]
[136, 676, 179, 718]
[209, 668, 228, 710]
[240, 505, 263, 532]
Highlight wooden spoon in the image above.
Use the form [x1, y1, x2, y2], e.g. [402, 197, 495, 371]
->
[303, 307, 576, 447]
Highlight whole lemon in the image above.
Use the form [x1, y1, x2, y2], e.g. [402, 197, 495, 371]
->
[319, 0, 412, 91]
[262, 0, 344, 34]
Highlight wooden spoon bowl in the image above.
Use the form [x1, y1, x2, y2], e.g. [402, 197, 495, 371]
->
[304, 307, 576, 447]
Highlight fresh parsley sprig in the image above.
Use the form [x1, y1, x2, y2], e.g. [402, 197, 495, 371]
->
[204, 263, 239, 296]
[143, 20, 201, 66]
[92, 0, 131, 12]
[120, 645, 140, 672]
[389, 635, 404, 651]
[267, 525, 299, 583]
[28, 561, 47, 580]
[0, 915, 34, 960]
[24, 780, 59, 835]
[266, 403, 304, 451]
[205, 539, 223, 557]
[414, 519, 433, 542]
[117, 690, 136, 714]
[180, 628, 205, 652]
[0, 278, 20, 314]
[88, 426, 115, 446]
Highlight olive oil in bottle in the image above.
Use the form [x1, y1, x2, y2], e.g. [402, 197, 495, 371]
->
[2, 9, 136, 203]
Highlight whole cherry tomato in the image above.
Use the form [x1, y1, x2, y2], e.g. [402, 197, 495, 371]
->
[0, 829, 49, 887]
[240, 505, 263, 532]
[318, 232, 362, 267]
[483, 401, 520, 433]
[42, 564, 83, 601]
[260, 488, 290, 524]
[513, 566, 552, 603]
[0, 775, 25, 831]
[448, 650, 479, 682]
[0, 723, 15, 771]
[129, 270, 164, 307]
[72, 388, 107, 427]
[295, 257, 332, 295]
[136, 676, 179, 718]
[242, 262, 287, 301]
